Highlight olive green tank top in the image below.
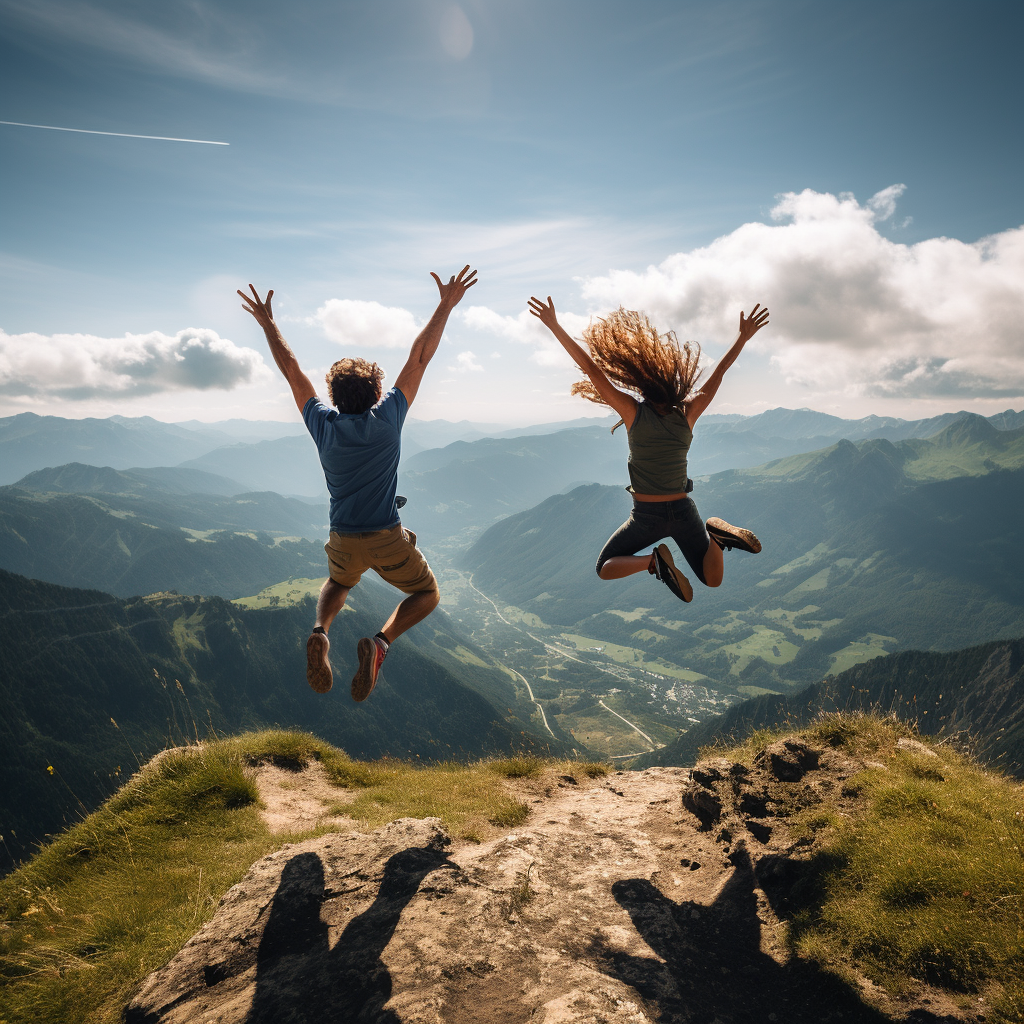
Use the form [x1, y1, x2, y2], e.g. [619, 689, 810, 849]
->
[626, 402, 692, 495]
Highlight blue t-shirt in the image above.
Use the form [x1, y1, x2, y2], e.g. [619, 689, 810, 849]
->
[302, 388, 408, 533]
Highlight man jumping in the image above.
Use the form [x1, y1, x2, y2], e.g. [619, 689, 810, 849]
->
[238, 266, 477, 701]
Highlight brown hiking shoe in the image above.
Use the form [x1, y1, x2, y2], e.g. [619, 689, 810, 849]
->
[306, 631, 333, 693]
[654, 544, 694, 603]
[706, 517, 762, 554]
[351, 636, 388, 702]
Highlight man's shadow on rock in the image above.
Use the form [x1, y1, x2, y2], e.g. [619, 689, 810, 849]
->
[246, 844, 451, 1024]
[599, 845, 950, 1024]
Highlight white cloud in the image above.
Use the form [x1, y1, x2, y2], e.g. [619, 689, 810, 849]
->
[0, 327, 267, 399]
[461, 305, 592, 368]
[580, 187, 1024, 400]
[865, 183, 906, 222]
[449, 350, 483, 372]
[314, 299, 419, 349]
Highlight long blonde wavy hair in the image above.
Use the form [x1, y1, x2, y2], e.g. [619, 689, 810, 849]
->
[572, 308, 702, 422]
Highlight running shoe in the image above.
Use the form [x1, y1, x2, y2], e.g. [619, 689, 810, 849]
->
[352, 636, 388, 702]
[654, 544, 693, 603]
[706, 517, 762, 554]
[306, 631, 333, 694]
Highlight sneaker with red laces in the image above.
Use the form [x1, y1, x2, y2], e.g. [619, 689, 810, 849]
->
[352, 636, 388, 702]
[306, 630, 333, 694]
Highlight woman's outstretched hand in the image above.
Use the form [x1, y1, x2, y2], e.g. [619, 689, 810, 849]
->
[528, 295, 559, 332]
[238, 285, 275, 331]
[738, 303, 770, 343]
[430, 265, 478, 308]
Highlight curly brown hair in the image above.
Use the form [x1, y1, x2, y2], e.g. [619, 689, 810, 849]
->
[325, 357, 384, 414]
[572, 308, 702, 415]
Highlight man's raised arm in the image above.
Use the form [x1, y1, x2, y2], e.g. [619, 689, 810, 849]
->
[238, 285, 317, 414]
[394, 266, 477, 407]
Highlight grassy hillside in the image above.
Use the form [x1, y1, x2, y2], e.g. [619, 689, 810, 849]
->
[0, 569, 570, 869]
[0, 732, 584, 1024]
[0, 488, 329, 598]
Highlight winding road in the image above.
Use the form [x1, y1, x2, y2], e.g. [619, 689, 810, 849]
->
[457, 571, 658, 753]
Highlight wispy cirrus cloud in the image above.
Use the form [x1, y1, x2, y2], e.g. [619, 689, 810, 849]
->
[0, 327, 267, 399]
[1, 0, 286, 96]
[0, 0, 491, 113]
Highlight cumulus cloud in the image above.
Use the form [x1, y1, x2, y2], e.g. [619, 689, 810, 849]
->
[449, 350, 483, 373]
[579, 186, 1024, 399]
[461, 305, 592, 368]
[0, 327, 267, 399]
[314, 299, 419, 349]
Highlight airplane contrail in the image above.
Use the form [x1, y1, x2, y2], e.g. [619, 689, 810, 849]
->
[0, 120, 229, 145]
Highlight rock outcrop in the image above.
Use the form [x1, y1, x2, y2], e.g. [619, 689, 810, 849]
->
[126, 754, 982, 1024]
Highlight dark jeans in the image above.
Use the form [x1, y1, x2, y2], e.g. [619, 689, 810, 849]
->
[596, 497, 710, 584]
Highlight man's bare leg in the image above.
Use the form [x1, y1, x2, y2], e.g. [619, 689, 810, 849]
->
[315, 578, 350, 632]
[379, 588, 440, 643]
[307, 578, 350, 694]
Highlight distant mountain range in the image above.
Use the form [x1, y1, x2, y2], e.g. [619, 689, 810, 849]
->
[6, 406, 1022, 500]
[632, 635, 1024, 779]
[460, 416, 1024, 694]
[0, 567, 567, 869]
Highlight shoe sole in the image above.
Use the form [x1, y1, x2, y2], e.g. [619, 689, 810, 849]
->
[706, 517, 762, 554]
[656, 544, 694, 602]
[306, 632, 333, 694]
[351, 637, 379, 703]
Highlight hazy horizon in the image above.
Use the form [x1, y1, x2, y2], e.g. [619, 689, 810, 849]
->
[3, 402, 1023, 431]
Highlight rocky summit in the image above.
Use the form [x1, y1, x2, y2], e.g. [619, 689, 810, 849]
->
[124, 742, 984, 1024]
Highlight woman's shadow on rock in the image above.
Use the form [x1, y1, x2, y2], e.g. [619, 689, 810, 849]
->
[246, 844, 451, 1024]
[599, 845, 952, 1024]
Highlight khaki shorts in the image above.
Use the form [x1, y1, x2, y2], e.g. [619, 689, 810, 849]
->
[324, 524, 437, 594]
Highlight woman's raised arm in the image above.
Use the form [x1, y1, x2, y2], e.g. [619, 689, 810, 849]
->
[685, 304, 769, 428]
[528, 296, 638, 429]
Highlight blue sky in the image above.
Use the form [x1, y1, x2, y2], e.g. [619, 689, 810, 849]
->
[2, 0, 1022, 424]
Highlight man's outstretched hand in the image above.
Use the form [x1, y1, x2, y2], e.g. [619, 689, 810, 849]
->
[431, 266, 477, 308]
[738, 303, 770, 343]
[238, 285, 275, 332]
[528, 295, 559, 333]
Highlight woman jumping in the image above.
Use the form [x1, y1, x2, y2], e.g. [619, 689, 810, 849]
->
[527, 297, 769, 602]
